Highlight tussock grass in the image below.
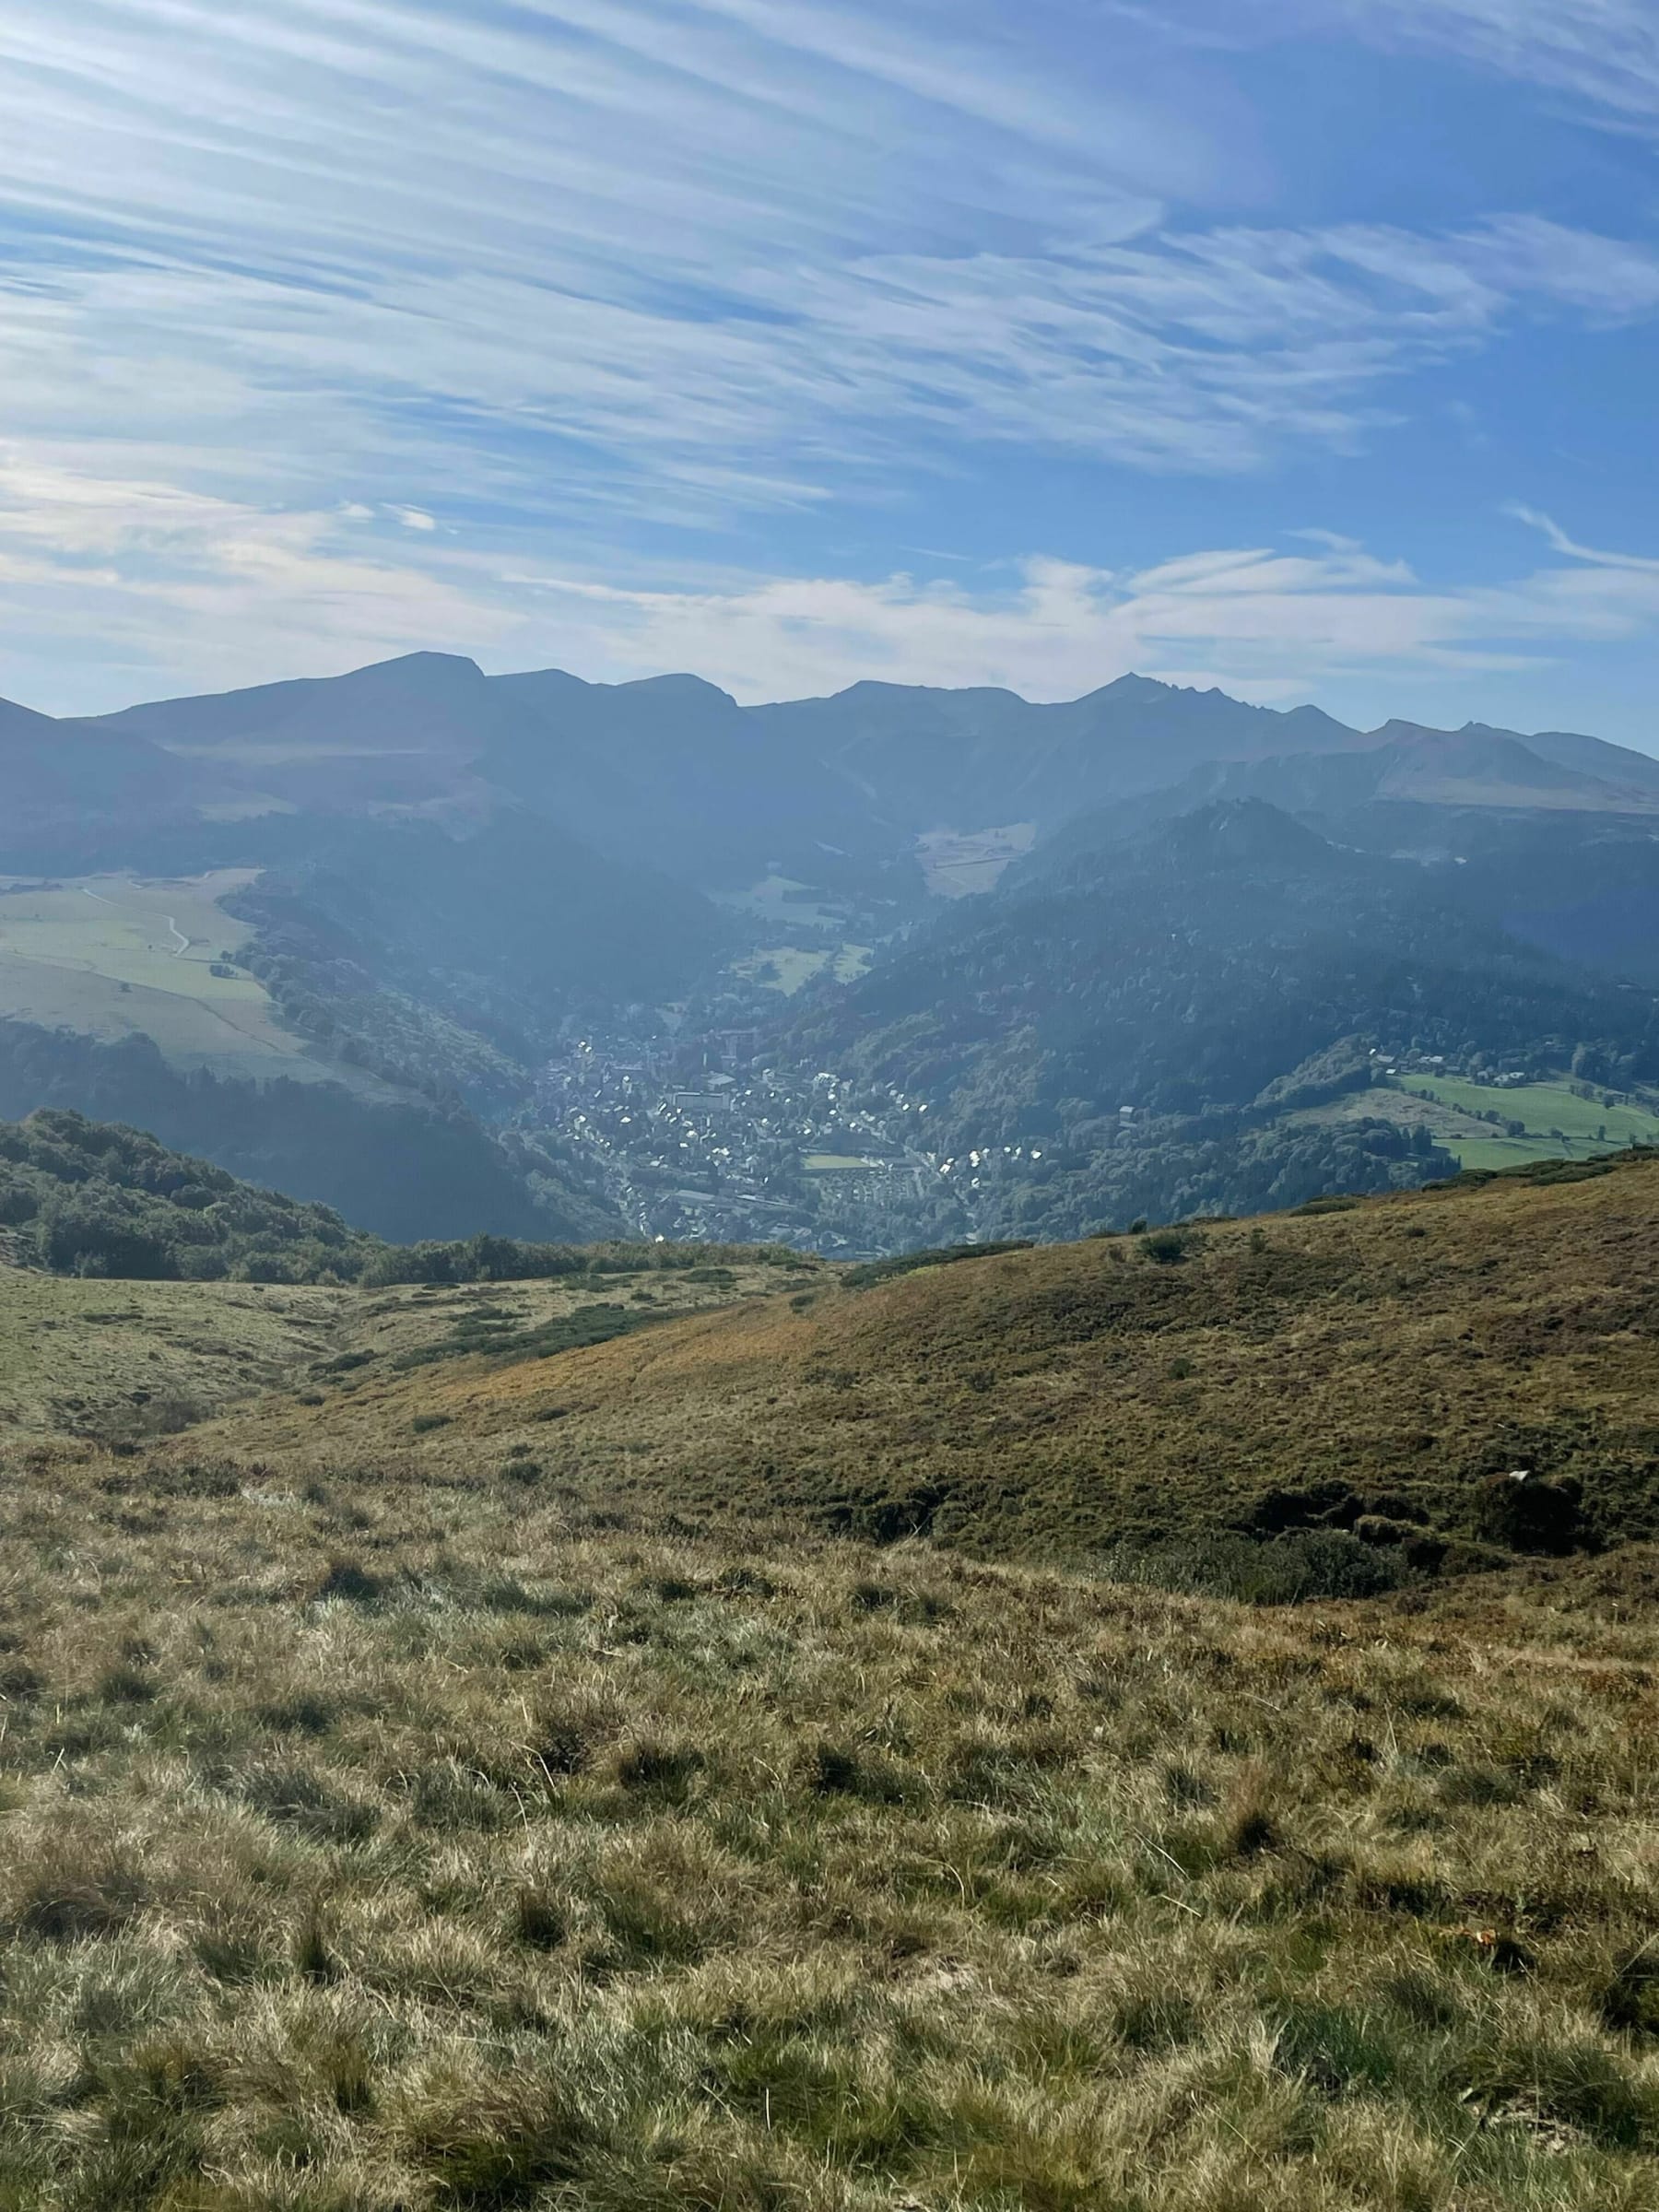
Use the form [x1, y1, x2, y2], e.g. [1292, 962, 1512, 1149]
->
[188, 1152, 1659, 1572]
[0, 1439, 1658, 2205]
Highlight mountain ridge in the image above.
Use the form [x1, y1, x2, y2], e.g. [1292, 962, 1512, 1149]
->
[16, 658, 1656, 889]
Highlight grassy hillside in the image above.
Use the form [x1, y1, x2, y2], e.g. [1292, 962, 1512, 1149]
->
[0, 871, 320, 1082]
[1, 1448, 1658, 2206]
[0, 1267, 348, 1441]
[197, 1153, 1659, 1583]
[0, 1217, 826, 1448]
[3, 1149, 1659, 2202]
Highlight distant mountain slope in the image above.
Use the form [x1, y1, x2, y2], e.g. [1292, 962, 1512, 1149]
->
[798, 800, 1659, 1123]
[0, 696, 211, 859]
[477, 668, 892, 886]
[231, 809, 731, 1037]
[34, 656, 1659, 894]
[1034, 732, 1659, 870]
[0, 1027, 618, 1245]
[76, 651, 501, 816]
[778, 800, 1659, 1234]
[1525, 725, 1659, 794]
[749, 674, 1365, 832]
[84, 649, 490, 757]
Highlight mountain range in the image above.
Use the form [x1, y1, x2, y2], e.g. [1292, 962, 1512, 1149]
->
[5, 651, 1659, 1248]
[9, 654, 1659, 887]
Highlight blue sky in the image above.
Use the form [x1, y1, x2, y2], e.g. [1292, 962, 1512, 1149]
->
[1, 0, 1658, 741]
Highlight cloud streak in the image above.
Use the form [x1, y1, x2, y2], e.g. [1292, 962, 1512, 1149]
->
[1131, 1, 1659, 125]
[1335, 0, 1659, 125]
[504, 533, 1659, 707]
[0, 1, 1654, 538]
[0, 0, 1655, 725]
[5, 449, 1659, 730]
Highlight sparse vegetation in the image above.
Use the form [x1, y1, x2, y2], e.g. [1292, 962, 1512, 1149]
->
[1, 1439, 1658, 2207]
[208, 1151, 1659, 1576]
[4, 1140, 1659, 2200]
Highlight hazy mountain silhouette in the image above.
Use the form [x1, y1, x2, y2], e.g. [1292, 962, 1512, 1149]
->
[11, 654, 1649, 893]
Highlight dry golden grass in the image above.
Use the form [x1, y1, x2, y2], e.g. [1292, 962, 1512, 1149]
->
[0, 1268, 347, 1440]
[191, 1156, 1659, 1562]
[2, 1432, 1659, 2207]
[4, 1162, 1659, 2204]
[0, 1250, 824, 1451]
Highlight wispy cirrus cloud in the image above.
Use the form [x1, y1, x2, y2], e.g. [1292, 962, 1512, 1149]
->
[0, 0, 1656, 725]
[1130, 0, 1659, 126]
[0, 0, 1654, 538]
[1, 210, 1653, 550]
[0, 451, 523, 702]
[6, 447, 1659, 725]
[1333, 0, 1659, 124]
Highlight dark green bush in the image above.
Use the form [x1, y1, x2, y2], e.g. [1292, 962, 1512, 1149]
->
[1100, 1530, 1408, 1605]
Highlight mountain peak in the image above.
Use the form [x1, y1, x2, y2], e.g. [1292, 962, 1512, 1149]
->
[1083, 672, 1173, 702]
[1162, 797, 1335, 867]
[618, 673, 740, 706]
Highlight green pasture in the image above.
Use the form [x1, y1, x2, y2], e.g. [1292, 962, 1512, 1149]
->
[1394, 1073, 1659, 1166]
[915, 819, 1036, 897]
[733, 942, 871, 995]
[0, 871, 312, 1075]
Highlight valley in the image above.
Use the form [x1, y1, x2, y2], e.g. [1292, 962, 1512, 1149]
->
[7, 656, 1659, 1255]
[14, 12, 1659, 2206]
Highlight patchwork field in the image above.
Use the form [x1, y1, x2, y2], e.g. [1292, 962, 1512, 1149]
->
[0, 872, 321, 1078]
[1390, 1076, 1659, 1171]
[915, 822, 1037, 897]
[1298, 1076, 1659, 1174]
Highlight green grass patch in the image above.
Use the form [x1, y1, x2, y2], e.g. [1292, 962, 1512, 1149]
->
[1396, 1075, 1659, 1168]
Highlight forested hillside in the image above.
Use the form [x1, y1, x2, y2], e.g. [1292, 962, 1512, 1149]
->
[782, 802, 1659, 1236]
[0, 1027, 617, 1246]
[0, 1109, 384, 1281]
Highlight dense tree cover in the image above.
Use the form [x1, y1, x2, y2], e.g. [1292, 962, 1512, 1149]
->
[0, 1024, 615, 1245]
[0, 1108, 801, 1284]
[970, 1112, 1453, 1242]
[231, 812, 728, 1057]
[783, 803, 1659, 1237]
[0, 1110, 383, 1281]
